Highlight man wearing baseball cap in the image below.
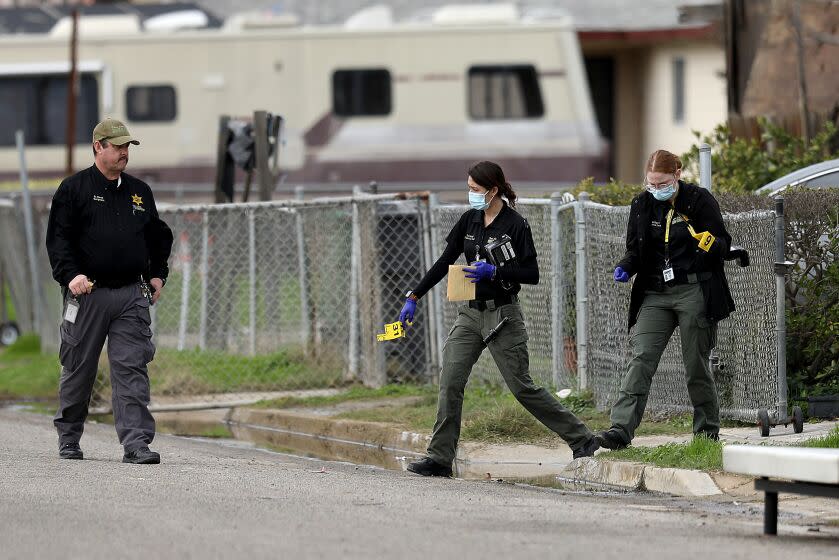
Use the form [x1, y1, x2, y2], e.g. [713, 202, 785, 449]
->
[46, 118, 173, 464]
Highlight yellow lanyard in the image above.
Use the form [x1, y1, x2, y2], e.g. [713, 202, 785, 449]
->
[664, 208, 675, 243]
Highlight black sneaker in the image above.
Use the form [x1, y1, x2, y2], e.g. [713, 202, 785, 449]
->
[59, 442, 83, 460]
[122, 446, 160, 464]
[694, 431, 719, 442]
[406, 456, 453, 477]
[572, 437, 600, 459]
[595, 429, 629, 450]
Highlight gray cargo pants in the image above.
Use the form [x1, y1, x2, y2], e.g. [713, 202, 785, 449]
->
[609, 282, 719, 444]
[54, 283, 156, 452]
[426, 301, 593, 467]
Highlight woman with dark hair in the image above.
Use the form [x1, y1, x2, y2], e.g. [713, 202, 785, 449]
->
[596, 149, 735, 450]
[399, 161, 599, 478]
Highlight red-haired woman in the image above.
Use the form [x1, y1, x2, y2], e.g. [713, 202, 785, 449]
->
[597, 149, 736, 450]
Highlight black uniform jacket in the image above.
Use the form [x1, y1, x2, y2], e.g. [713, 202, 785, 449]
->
[46, 164, 174, 288]
[617, 181, 735, 331]
[413, 201, 538, 300]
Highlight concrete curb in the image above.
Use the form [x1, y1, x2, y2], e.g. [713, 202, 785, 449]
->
[229, 407, 754, 495]
[560, 457, 741, 497]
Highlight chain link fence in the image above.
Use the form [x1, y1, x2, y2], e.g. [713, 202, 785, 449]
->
[580, 201, 779, 423]
[0, 188, 788, 422]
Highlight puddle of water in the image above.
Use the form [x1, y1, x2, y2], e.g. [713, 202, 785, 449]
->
[228, 420, 422, 471]
[25, 405, 594, 483]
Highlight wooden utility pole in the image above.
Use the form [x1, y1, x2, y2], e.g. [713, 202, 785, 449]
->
[65, 9, 79, 175]
[792, 0, 811, 143]
[253, 110, 283, 201]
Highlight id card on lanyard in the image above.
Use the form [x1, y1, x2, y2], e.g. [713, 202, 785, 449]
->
[662, 208, 675, 282]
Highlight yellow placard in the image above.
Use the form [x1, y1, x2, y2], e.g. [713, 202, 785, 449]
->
[692, 230, 716, 252]
[447, 265, 476, 301]
[376, 321, 405, 342]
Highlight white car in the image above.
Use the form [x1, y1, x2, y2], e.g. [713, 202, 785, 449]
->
[756, 158, 839, 196]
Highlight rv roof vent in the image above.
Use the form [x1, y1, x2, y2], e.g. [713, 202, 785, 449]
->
[431, 3, 519, 26]
[49, 14, 141, 38]
[344, 5, 393, 29]
[144, 10, 210, 32]
[222, 12, 300, 32]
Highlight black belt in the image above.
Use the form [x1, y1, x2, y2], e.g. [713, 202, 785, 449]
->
[647, 270, 712, 290]
[468, 295, 517, 311]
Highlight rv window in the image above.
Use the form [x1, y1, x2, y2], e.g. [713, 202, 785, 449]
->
[468, 66, 544, 120]
[332, 69, 391, 117]
[0, 74, 99, 147]
[126, 85, 177, 122]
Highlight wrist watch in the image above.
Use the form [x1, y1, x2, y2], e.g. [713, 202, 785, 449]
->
[405, 290, 418, 302]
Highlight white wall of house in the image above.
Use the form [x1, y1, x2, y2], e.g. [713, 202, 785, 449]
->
[641, 42, 726, 175]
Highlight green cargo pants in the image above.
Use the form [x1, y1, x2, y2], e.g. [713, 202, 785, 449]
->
[426, 301, 593, 467]
[609, 282, 719, 444]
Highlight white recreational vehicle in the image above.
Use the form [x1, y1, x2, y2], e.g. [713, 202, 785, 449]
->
[0, 4, 607, 184]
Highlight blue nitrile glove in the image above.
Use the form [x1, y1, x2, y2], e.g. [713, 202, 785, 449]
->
[464, 261, 496, 283]
[614, 266, 629, 283]
[399, 298, 417, 324]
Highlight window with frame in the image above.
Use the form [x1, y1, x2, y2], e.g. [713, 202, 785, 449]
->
[126, 85, 177, 122]
[0, 73, 99, 146]
[332, 69, 392, 117]
[468, 65, 544, 120]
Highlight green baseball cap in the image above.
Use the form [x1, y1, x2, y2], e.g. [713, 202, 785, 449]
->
[92, 118, 140, 146]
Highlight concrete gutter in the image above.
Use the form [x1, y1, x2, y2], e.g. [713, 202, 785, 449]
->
[559, 458, 727, 496]
[224, 406, 756, 494]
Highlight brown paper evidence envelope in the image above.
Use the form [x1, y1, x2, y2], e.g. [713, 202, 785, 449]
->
[447, 265, 475, 301]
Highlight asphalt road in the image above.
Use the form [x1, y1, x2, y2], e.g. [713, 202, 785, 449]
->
[1, 408, 836, 559]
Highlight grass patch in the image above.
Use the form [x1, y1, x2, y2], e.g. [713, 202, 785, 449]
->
[801, 426, 839, 448]
[149, 346, 341, 395]
[195, 425, 234, 438]
[255, 383, 436, 409]
[334, 387, 712, 445]
[0, 334, 60, 400]
[3, 281, 15, 322]
[600, 436, 724, 471]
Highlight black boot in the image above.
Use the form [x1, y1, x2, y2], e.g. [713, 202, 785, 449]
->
[59, 442, 83, 460]
[595, 429, 629, 450]
[572, 437, 600, 459]
[407, 456, 453, 477]
[123, 446, 160, 464]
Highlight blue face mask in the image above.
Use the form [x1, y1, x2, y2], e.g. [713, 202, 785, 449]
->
[468, 190, 494, 211]
[649, 183, 677, 201]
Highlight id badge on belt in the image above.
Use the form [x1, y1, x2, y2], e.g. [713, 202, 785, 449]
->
[64, 296, 80, 324]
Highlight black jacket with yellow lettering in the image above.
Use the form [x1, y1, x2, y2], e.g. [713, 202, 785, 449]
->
[616, 181, 735, 330]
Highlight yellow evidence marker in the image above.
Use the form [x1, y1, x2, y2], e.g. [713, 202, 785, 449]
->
[690, 229, 716, 252]
[376, 321, 407, 342]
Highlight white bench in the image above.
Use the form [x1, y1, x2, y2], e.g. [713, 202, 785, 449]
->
[723, 445, 839, 535]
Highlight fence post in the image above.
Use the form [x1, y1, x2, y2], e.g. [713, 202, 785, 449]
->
[699, 143, 712, 191]
[550, 192, 563, 388]
[199, 210, 209, 351]
[248, 209, 257, 356]
[15, 130, 42, 336]
[176, 232, 191, 351]
[295, 186, 310, 354]
[774, 197, 788, 423]
[428, 193, 445, 377]
[574, 193, 589, 391]
[347, 186, 361, 380]
[418, 196, 438, 379]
